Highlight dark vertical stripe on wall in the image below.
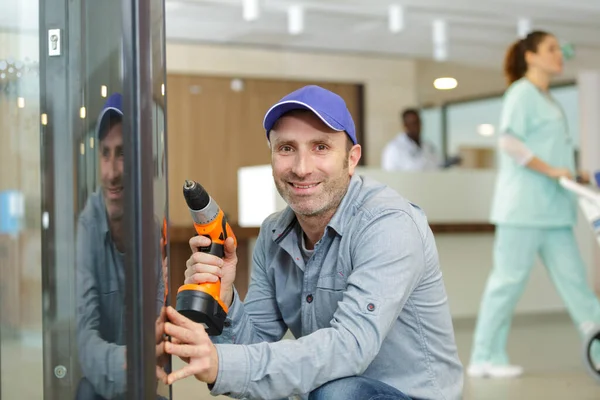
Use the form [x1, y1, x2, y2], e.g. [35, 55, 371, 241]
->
[441, 104, 449, 164]
[357, 84, 366, 165]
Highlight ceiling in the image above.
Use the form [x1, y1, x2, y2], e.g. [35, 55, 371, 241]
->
[165, 0, 600, 70]
[1, 0, 599, 71]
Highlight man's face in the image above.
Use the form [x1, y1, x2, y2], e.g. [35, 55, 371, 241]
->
[403, 112, 421, 139]
[100, 123, 124, 221]
[270, 111, 361, 218]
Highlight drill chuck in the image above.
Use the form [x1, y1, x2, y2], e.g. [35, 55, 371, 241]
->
[183, 180, 211, 210]
[183, 180, 219, 225]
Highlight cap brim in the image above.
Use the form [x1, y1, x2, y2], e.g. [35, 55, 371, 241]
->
[263, 100, 345, 136]
[97, 107, 123, 139]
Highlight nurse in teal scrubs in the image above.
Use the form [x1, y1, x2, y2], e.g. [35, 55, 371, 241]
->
[468, 30, 600, 378]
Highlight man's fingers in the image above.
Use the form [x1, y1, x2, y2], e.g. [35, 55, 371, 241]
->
[185, 255, 223, 280]
[224, 237, 237, 259]
[189, 235, 211, 252]
[156, 341, 165, 358]
[166, 306, 199, 331]
[164, 321, 197, 344]
[167, 364, 201, 385]
[156, 365, 168, 385]
[190, 252, 224, 268]
[171, 336, 182, 345]
[185, 272, 219, 285]
[165, 341, 211, 359]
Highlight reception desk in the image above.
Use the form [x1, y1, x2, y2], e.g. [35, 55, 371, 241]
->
[170, 166, 596, 319]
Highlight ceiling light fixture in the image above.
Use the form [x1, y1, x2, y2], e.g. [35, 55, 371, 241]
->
[243, 0, 260, 22]
[288, 5, 304, 35]
[432, 19, 448, 61]
[388, 4, 404, 34]
[433, 77, 457, 90]
[517, 17, 531, 38]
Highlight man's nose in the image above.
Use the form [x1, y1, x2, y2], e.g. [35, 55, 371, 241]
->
[291, 150, 313, 178]
[106, 156, 121, 180]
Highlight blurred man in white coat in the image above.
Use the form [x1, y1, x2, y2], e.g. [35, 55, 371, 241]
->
[381, 108, 441, 171]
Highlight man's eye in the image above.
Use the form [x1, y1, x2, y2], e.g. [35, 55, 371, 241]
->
[280, 146, 292, 152]
[316, 144, 328, 151]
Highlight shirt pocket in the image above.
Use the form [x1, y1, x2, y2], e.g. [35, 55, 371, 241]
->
[314, 274, 346, 326]
[99, 288, 123, 342]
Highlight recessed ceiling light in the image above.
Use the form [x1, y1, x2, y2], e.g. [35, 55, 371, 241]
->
[388, 4, 404, 34]
[433, 77, 457, 90]
[288, 5, 304, 35]
[243, 0, 259, 22]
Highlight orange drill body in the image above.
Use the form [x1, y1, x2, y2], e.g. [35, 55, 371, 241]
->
[177, 209, 236, 314]
[175, 180, 236, 335]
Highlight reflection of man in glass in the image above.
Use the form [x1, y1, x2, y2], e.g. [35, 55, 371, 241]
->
[75, 93, 128, 399]
[75, 94, 168, 399]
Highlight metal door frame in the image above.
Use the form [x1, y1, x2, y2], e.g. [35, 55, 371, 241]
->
[38, 0, 168, 397]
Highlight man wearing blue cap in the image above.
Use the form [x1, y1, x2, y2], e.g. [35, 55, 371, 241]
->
[75, 93, 167, 399]
[165, 85, 463, 400]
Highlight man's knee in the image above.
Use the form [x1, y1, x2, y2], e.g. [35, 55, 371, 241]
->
[308, 376, 411, 400]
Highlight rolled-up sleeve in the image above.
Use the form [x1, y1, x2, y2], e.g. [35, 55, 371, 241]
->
[211, 210, 425, 399]
[498, 134, 534, 165]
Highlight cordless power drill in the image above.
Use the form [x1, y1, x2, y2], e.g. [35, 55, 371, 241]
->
[176, 180, 237, 336]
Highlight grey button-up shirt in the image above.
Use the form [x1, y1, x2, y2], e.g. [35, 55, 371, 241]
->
[211, 174, 463, 400]
[76, 189, 165, 399]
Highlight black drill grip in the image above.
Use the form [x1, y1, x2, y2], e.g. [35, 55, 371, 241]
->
[199, 236, 224, 258]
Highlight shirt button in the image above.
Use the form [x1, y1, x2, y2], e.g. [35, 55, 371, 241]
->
[367, 303, 375, 312]
[306, 294, 313, 303]
[223, 320, 231, 327]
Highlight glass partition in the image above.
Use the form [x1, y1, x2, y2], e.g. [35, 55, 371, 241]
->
[0, 0, 170, 399]
[0, 2, 44, 398]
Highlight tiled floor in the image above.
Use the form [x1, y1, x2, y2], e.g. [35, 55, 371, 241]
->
[3, 312, 600, 399]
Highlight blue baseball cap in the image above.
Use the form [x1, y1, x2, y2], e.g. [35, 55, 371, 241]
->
[263, 85, 357, 145]
[96, 92, 123, 140]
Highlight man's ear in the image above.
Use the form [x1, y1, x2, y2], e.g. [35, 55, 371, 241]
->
[348, 145, 362, 176]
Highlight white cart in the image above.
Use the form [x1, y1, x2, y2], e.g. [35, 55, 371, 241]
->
[559, 177, 600, 382]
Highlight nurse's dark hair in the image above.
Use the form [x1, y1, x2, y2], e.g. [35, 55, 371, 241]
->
[504, 30, 551, 86]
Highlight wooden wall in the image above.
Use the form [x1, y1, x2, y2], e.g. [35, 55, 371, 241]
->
[167, 75, 363, 226]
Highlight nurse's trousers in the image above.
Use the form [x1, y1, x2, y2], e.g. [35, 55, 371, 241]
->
[470, 225, 600, 365]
